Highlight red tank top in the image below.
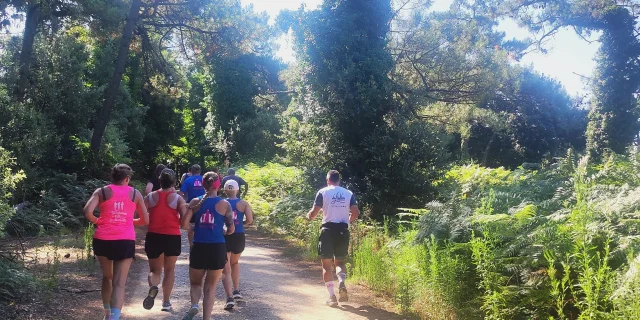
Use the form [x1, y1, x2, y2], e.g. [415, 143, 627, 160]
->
[148, 190, 181, 236]
[94, 185, 136, 240]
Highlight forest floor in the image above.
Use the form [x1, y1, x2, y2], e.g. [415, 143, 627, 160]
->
[5, 227, 415, 320]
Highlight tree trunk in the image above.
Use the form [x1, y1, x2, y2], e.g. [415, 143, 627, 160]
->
[90, 0, 142, 154]
[481, 132, 496, 167]
[14, 4, 40, 101]
[460, 135, 470, 161]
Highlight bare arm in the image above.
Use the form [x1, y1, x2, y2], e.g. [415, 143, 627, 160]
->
[83, 189, 101, 225]
[243, 183, 249, 196]
[242, 201, 253, 225]
[349, 205, 360, 223]
[144, 182, 153, 196]
[223, 201, 235, 235]
[177, 197, 188, 219]
[133, 190, 149, 226]
[181, 199, 199, 230]
[306, 206, 321, 221]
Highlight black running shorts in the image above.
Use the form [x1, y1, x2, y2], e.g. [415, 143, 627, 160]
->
[224, 232, 246, 254]
[93, 238, 135, 261]
[144, 232, 182, 259]
[318, 222, 349, 260]
[189, 242, 227, 270]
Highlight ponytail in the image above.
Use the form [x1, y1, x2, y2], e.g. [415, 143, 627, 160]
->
[188, 171, 219, 212]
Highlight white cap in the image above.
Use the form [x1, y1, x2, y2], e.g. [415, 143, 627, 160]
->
[224, 179, 239, 191]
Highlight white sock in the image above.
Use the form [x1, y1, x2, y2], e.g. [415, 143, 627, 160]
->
[337, 272, 347, 287]
[325, 281, 336, 297]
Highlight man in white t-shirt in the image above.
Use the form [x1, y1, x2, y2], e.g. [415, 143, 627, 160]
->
[306, 170, 360, 307]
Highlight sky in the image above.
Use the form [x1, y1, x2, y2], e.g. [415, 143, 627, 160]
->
[241, 0, 599, 96]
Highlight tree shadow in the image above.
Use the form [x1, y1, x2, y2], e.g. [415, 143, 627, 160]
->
[338, 304, 417, 320]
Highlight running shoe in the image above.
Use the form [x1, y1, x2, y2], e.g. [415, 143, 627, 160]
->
[161, 301, 173, 312]
[338, 287, 349, 302]
[232, 290, 243, 300]
[224, 297, 235, 310]
[182, 306, 199, 320]
[326, 295, 338, 307]
[143, 286, 159, 310]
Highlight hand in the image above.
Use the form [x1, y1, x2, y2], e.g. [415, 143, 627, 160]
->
[94, 217, 103, 226]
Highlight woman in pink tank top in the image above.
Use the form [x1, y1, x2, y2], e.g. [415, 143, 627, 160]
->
[83, 164, 149, 320]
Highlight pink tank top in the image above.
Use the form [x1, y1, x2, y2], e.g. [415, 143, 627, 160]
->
[94, 184, 137, 241]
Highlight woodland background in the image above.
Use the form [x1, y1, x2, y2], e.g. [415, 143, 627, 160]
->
[3, 0, 640, 319]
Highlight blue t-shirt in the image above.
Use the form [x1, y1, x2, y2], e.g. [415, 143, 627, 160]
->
[193, 196, 226, 244]
[228, 198, 245, 233]
[180, 175, 205, 202]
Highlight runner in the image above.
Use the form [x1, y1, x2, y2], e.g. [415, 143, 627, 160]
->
[179, 168, 191, 188]
[145, 164, 166, 196]
[221, 168, 248, 197]
[179, 164, 206, 248]
[142, 169, 187, 312]
[306, 170, 360, 307]
[180, 172, 235, 320]
[221, 179, 254, 310]
[83, 164, 149, 320]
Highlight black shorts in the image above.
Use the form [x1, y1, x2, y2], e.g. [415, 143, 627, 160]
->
[224, 233, 246, 254]
[93, 238, 135, 261]
[189, 242, 227, 270]
[318, 223, 349, 260]
[145, 232, 181, 259]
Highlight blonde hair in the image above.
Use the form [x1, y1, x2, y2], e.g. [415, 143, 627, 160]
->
[189, 172, 219, 212]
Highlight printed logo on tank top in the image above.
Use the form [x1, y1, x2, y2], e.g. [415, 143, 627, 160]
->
[199, 209, 215, 229]
[111, 201, 127, 224]
[331, 193, 346, 205]
[194, 180, 202, 187]
[233, 210, 239, 225]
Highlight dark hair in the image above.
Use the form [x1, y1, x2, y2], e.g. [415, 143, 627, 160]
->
[190, 164, 201, 174]
[227, 168, 235, 175]
[327, 170, 340, 183]
[151, 164, 166, 185]
[202, 172, 219, 190]
[191, 172, 219, 211]
[212, 167, 219, 173]
[111, 163, 133, 183]
[159, 169, 176, 189]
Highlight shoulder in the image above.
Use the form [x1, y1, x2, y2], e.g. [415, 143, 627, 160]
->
[318, 186, 331, 194]
[216, 198, 230, 208]
[341, 187, 353, 195]
[188, 198, 200, 208]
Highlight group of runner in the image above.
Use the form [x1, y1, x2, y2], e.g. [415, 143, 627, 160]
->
[84, 164, 359, 319]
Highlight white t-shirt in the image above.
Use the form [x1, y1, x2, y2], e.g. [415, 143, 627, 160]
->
[314, 185, 357, 224]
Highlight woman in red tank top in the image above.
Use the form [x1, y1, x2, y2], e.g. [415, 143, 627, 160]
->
[141, 169, 187, 312]
[83, 164, 149, 320]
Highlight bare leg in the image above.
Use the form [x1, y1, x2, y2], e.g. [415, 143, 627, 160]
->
[334, 259, 346, 283]
[147, 255, 163, 287]
[189, 268, 205, 307]
[162, 256, 178, 303]
[222, 252, 233, 297]
[203, 269, 224, 319]
[111, 258, 133, 309]
[321, 259, 334, 283]
[230, 253, 242, 290]
[97, 256, 113, 317]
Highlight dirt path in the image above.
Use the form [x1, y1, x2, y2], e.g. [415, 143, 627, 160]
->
[119, 229, 411, 320]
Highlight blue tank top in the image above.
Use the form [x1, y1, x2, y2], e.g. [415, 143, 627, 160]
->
[192, 196, 225, 243]
[228, 198, 245, 233]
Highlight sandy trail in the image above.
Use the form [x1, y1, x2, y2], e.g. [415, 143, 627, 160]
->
[119, 229, 410, 320]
